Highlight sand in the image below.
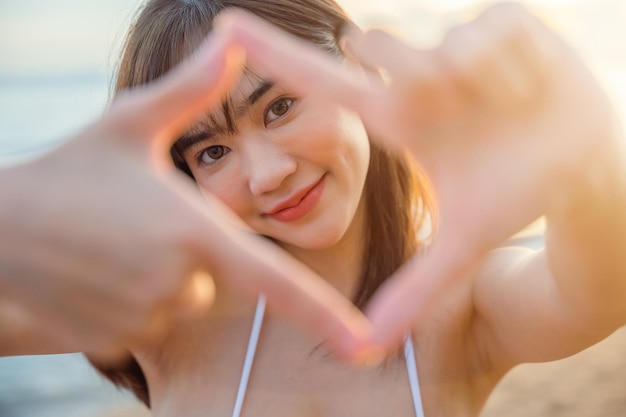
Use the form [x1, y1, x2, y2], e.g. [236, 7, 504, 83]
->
[482, 325, 626, 417]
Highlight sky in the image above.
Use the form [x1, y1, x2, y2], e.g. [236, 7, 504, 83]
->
[0, 0, 624, 76]
[0, 0, 624, 158]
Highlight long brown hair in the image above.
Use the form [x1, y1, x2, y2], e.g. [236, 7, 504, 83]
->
[92, 0, 434, 407]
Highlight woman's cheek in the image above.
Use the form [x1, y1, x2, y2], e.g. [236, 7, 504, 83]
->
[205, 185, 243, 216]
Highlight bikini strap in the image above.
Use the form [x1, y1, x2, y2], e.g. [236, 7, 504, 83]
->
[232, 296, 425, 417]
[404, 334, 425, 417]
[232, 294, 266, 417]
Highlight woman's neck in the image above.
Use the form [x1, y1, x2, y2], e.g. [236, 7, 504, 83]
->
[277, 200, 367, 299]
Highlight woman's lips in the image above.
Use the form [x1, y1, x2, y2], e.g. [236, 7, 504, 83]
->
[267, 175, 326, 223]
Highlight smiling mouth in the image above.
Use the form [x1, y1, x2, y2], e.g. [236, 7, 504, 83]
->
[266, 175, 326, 222]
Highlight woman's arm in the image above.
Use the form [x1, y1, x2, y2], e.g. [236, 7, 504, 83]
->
[473, 143, 626, 367]
[544, 149, 626, 330]
[218, 3, 626, 353]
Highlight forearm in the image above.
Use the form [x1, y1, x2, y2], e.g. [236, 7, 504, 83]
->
[545, 131, 626, 329]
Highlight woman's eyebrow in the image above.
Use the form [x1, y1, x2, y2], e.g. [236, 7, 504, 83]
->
[235, 80, 274, 117]
[248, 80, 274, 105]
[175, 131, 213, 154]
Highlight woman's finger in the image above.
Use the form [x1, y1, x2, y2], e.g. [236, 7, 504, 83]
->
[365, 236, 480, 350]
[185, 194, 373, 360]
[106, 31, 245, 151]
[349, 27, 456, 119]
[215, 9, 377, 116]
[213, 233, 374, 359]
[349, 28, 440, 87]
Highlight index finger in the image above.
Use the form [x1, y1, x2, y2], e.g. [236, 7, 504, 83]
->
[366, 237, 479, 350]
[107, 31, 245, 149]
[189, 193, 375, 361]
[215, 9, 377, 115]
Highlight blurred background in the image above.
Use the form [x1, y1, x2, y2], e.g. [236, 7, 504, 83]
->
[1, 0, 625, 416]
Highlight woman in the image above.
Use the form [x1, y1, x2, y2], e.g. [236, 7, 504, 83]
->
[93, 0, 626, 416]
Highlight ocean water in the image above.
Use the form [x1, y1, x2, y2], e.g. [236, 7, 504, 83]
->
[0, 72, 110, 164]
[0, 354, 147, 417]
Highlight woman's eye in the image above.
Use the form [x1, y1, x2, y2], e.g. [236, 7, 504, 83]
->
[265, 97, 293, 125]
[198, 145, 230, 166]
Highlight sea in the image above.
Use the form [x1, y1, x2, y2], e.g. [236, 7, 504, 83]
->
[0, 1, 624, 416]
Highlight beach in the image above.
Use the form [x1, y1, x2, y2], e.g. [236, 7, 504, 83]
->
[483, 326, 626, 417]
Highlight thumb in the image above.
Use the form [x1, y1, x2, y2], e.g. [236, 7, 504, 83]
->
[106, 30, 245, 152]
[189, 194, 373, 360]
[366, 235, 481, 351]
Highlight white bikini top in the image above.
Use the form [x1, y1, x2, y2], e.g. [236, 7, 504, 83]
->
[231, 294, 425, 417]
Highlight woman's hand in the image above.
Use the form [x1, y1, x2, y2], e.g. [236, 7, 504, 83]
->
[220, 2, 625, 350]
[0, 31, 371, 360]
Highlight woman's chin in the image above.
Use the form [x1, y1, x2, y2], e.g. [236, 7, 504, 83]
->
[274, 231, 346, 253]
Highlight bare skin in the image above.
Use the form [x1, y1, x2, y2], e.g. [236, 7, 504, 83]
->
[128, 4, 626, 417]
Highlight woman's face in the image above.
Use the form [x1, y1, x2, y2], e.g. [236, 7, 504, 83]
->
[178, 73, 370, 251]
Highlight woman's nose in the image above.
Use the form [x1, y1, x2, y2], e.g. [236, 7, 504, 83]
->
[244, 137, 297, 196]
